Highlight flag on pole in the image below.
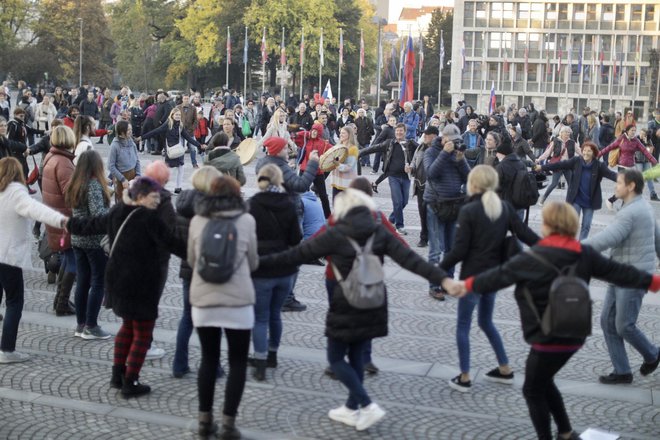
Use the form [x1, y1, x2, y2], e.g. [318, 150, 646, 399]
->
[635, 36, 641, 76]
[524, 46, 529, 73]
[460, 37, 465, 71]
[399, 38, 406, 77]
[261, 28, 267, 65]
[322, 79, 333, 100]
[389, 45, 397, 80]
[227, 28, 232, 65]
[503, 48, 509, 74]
[359, 29, 365, 68]
[300, 30, 304, 66]
[319, 30, 324, 67]
[599, 46, 604, 75]
[546, 55, 551, 75]
[612, 35, 618, 77]
[577, 43, 582, 74]
[399, 33, 416, 103]
[557, 48, 562, 73]
[243, 27, 248, 64]
[418, 34, 424, 71]
[280, 28, 286, 67]
[339, 29, 344, 66]
[488, 82, 496, 114]
[440, 30, 445, 71]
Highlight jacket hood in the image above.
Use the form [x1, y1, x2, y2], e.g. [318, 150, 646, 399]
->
[312, 123, 324, 133]
[195, 194, 246, 217]
[176, 189, 204, 218]
[250, 191, 294, 213]
[47, 146, 75, 160]
[334, 206, 378, 240]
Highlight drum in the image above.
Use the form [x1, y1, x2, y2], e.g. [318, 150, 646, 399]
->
[235, 138, 258, 165]
[319, 144, 349, 172]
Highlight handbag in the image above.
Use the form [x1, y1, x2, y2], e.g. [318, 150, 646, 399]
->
[26, 156, 39, 185]
[241, 118, 252, 137]
[608, 148, 620, 167]
[166, 128, 185, 159]
[431, 196, 466, 223]
[101, 208, 141, 257]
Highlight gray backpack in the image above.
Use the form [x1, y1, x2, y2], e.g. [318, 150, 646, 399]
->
[197, 215, 242, 284]
[332, 234, 386, 309]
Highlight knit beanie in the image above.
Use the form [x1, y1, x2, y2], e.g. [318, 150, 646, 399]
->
[496, 136, 514, 155]
[264, 137, 287, 156]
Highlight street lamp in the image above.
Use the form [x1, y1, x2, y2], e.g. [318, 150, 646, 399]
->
[77, 18, 83, 87]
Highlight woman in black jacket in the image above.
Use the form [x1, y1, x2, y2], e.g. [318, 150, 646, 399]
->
[464, 201, 660, 440]
[259, 189, 455, 432]
[248, 164, 302, 381]
[536, 142, 617, 239]
[531, 110, 549, 158]
[441, 165, 539, 392]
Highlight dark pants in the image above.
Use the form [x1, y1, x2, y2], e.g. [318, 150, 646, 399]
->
[359, 143, 371, 166]
[0, 263, 24, 352]
[73, 247, 107, 328]
[173, 277, 193, 375]
[372, 151, 382, 173]
[311, 173, 331, 218]
[114, 319, 156, 378]
[327, 337, 372, 410]
[523, 349, 576, 440]
[197, 326, 251, 416]
[415, 187, 428, 242]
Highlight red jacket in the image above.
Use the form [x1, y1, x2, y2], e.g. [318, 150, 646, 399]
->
[194, 117, 209, 139]
[42, 147, 75, 251]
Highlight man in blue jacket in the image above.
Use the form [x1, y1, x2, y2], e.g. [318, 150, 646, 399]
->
[399, 102, 420, 141]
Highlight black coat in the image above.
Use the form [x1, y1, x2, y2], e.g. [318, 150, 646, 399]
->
[496, 154, 527, 206]
[472, 238, 654, 346]
[599, 123, 615, 149]
[80, 99, 99, 119]
[69, 203, 185, 321]
[518, 115, 533, 140]
[249, 191, 302, 278]
[175, 189, 204, 279]
[440, 195, 539, 277]
[531, 116, 549, 150]
[541, 157, 617, 210]
[355, 116, 374, 146]
[359, 138, 416, 174]
[140, 121, 200, 167]
[290, 111, 313, 131]
[259, 206, 449, 343]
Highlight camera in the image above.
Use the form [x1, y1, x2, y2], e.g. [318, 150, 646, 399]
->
[454, 138, 467, 152]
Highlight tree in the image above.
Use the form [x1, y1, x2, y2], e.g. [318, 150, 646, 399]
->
[34, 0, 113, 85]
[0, 0, 38, 51]
[420, 9, 453, 107]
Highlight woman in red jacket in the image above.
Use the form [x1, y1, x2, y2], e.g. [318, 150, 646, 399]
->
[298, 123, 332, 217]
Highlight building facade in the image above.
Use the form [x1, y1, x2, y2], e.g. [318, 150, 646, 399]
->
[450, 0, 660, 117]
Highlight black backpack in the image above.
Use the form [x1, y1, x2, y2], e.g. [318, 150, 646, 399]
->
[511, 169, 540, 209]
[197, 215, 242, 284]
[523, 251, 592, 339]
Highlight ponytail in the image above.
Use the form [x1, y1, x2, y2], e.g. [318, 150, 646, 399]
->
[481, 189, 502, 222]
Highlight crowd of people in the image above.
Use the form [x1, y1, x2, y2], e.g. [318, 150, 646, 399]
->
[2, 78, 660, 439]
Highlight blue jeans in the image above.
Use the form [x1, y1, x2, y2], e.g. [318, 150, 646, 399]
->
[188, 143, 198, 166]
[62, 248, 76, 274]
[635, 162, 656, 194]
[173, 277, 193, 375]
[359, 144, 371, 166]
[252, 275, 295, 359]
[0, 263, 23, 352]
[542, 170, 572, 201]
[73, 247, 107, 328]
[327, 337, 371, 410]
[388, 175, 410, 229]
[372, 152, 382, 172]
[426, 203, 456, 288]
[572, 204, 595, 240]
[600, 285, 659, 375]
[456, 292, 509, 373]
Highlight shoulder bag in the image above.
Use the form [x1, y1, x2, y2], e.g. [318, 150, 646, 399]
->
[101, 208, 141, 257]
[167, 127, 186, 159]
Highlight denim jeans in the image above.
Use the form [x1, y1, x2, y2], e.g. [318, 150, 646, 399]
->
[327, 337, 372, 410]
[415, 187, 428, 242]
[252, 275, 295, 359]
[173, 277, 193, 375]
[388, 175, 410, 229]
[426, 203, 456, 288]
[523, 349, 576, 440]
[0, 263, 23, 352]
[62, 248, 77, 274]
[372, 151, 382, 172]
[600, 285, 659, 374]
[188, 143, 198, 166]
[635, 162, 656, 194]
[456, 292, 509, 373]
[359, 144, 371, 166]
[73, 247, 107, 328]
[572, 204, 595, 240]
[542, 169, 572, 201]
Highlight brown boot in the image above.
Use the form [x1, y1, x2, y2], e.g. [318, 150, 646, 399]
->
[218, 415, 241, 440]
[198, 411, 218, 438]
[55, 272, 76, 316]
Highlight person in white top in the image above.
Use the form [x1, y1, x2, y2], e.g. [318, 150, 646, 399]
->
[0, 157, 68, 364]
[35, 95, 57, 131]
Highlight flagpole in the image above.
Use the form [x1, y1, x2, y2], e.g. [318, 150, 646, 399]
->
[417, 32, 422, 101]
[243, 26, 248, 97]
[358, 29, 363, 102]
[226, 27, 230, 89]
[609, 35, 615, 111]
[281, 27, 286, 98]
[338, 28, 342, 106]
[319, 28, 323, 96]
[300, 28, 304, 99]
[261, 27, 266, 94]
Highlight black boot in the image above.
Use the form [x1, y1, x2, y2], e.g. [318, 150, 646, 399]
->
[198, 411, 218, 438]
[218, 415, 241, 440]
[121, 375, 151, 398]
[253, 359, 266, 381]
[110, 365, 125, 389]
[55, 272, 76, 316]
[266, 350, 278, 368]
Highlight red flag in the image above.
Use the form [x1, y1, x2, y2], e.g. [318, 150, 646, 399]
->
[400, 35, 416, 103]
[359, 31, 365, 68]
[227, 30, 232, 65]
[339, 30, 344, 66]
[503, 49, 509, 73]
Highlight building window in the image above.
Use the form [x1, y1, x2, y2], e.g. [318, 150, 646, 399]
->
[631, 4, 642, 30]
[502, 32, 512, 49]
[490, 32, 501, 50]
[646, 5, 655, 22]
[545, 3, 558, 20]
[602, 5, 614, 22]
[530, 3, 543, 27]
[491, 2, 502, 19]
[518, 3, 530, 20]
[573, 4, 585, 21]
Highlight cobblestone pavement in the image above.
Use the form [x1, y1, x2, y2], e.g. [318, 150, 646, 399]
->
[1, 142, 659, 440]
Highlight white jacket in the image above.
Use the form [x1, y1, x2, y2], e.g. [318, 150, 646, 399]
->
[0, 182, 65, 268]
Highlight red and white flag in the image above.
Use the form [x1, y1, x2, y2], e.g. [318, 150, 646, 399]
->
[261, 28, 267, 65]
[359, 29, 365, 68]
[227, 28, 231, 65]
[280, 28, 286, 67]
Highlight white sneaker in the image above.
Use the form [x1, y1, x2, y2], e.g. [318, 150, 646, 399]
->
[145, 346, 165, 360]
[328, 405, 359, 427]
[397, 228, 408, 235]
[355, 403, 385, 431]
[0, 350, 30, 363]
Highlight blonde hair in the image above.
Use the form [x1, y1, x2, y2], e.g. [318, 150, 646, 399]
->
[333, 188, 377, 220]
[340, 125, 358, 148]
[268, 108, 287, 130]
[542, 201, 579, 237]
[50, 125, 76, 151]
[167, 107, 181, 129]
[191, 166, 222, 193]
[467, 165, 502, 221]
[257, 164, 284, 190]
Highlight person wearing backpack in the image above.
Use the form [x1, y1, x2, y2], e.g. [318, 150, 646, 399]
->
[248, 164, 302, 382]
[494, 136, 531, 217]
[536, 126, 576, 204]
[583, 169, 660, 386]
[440, 165, 539, 393]
[258, 189, 457, 432]
[187, 175, 258, 439]
[535, 142, 617, 239]
[461, 201, 660, 440]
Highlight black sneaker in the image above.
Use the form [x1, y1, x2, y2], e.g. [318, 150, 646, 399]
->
[483, 367, 514, 385]
[448, 375, 471, 393]
[640, 350, 660, 376]
[417, 240, 428, 248]
[556, 431, 580, 440]
[429, 288, 445, 301]
[598, 373, 633, 385]
[324, 366, 338, 380]
[282, 298, 307, 312]
[364, 362, 379, 375]
[651, 192, 659, 201]
[121, 377, 151, 398]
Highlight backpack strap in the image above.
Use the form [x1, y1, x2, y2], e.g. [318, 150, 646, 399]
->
[525, 250, 561, 275]
[522, 286, 544, 327]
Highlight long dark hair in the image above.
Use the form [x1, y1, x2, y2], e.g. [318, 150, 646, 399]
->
[73, 115, 95, 146]
[65, 150, 111, 208]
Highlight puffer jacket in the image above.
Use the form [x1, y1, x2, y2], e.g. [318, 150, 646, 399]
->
[422, 142, 470, 203]
[42, 147, 75, 251]
[205, 148, 246, 185]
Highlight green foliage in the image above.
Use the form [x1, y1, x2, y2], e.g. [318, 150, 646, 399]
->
[420, 9, 453, 106]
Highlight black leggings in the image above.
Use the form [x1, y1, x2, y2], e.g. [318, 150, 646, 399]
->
[523, 348, 576, 440]
[312, 173, 331, 218]
[197, 327, 250, 416]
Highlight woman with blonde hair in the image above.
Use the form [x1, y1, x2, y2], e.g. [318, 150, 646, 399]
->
[138, 107, 207, 194]
[440, 165, 539, 392]
[331, 125, 359, 198]
[260, 108, 297, 159]
[248, 164, 302, 382]
[0, 157, 68, 363]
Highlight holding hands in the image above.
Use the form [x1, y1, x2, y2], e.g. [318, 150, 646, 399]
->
[441, 278, 468, 298]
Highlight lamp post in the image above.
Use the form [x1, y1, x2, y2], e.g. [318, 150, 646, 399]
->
[77, 18, 83, 86]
